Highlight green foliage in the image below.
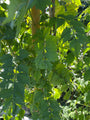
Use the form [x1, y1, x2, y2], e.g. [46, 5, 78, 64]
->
[35, 33, 58, 69]
[0, 0, 90, 120]
[84, 69, 90, 81]
[0, 49, 29, 117]
[70, 39, 81, 57]
[34, 0, 51, 11]
[48, 63, 71, 86]
[46, 35, 58, 62]
[61, 27, 71, 43]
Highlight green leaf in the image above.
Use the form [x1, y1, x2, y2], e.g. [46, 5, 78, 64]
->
[28, 0, 36, 8]
[0, 81, 13, 89]
[32, 112, 39, 120]
[77, 33, 88, 44]
[3, 24, 16, 40]
[49, 98, 60, 119]
[0, 10, 6, 17]
[58, 14, 74, 21]
[57, 18, 65, 28]
[33, 90, 44, 103]
[0, 72, 14, 80]
[51, 73, 65, 85]
[55, 63, 70, 80]
[66, 51, 74, 64]
[70, 20, 85, 34]
[0, 3, 8, 10]
[84, 69, 90, 81]
[2, 0, 28, 35]
[48, 63, 70, 85]
[14, 83, 24, 105]
[61, 28, 71, 43]
[64, 91, 71, 100]
[86, 91, 90, 103]
[39, 100, 49, 119]
[70, 39, 81, 57]
[0, 54, 12, 64]
[86, 50, 90, 57]
[35, 0, 51, 11]
[2, 64, 14, 73]
[16, 5, 26, 35]
[19, 109, 25, 118]
[3, 0, 22, 24]
[0, 88, 13, 98]
[17, 49, 29, 60]
[33, 70, 41, 81]
[83, 56, 90, 65]
[35, 51, 52, 69]
[0, 17, 5, 24]
[0, 0, 90, 119]
[46, 35, 58, 62]
[17, 64, 29, 74]
[49, 17, 57, 27]
[13, 104, 20, 115]
[17, 73, 30, 85]
[2, 97, 12, 111]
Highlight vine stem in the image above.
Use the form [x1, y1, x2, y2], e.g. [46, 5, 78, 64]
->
[31, 6, 40, 41]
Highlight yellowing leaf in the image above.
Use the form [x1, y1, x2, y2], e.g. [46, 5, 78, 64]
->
[55, 5, 65, 17]
[53, 88, 61, 100]
[66, 3, 78, 15]
[65, 0, 81, 6]
[57, 22, 69, 35]
[74, 0, 81, 6]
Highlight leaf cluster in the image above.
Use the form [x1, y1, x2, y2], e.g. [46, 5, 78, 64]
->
[0, 0, 90, 120]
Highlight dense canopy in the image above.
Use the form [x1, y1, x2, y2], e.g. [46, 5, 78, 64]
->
[0, 0, 90, 120]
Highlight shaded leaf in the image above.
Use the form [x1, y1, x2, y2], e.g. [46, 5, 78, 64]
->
[61, 28, 71, 43]
[84, 69, 90, 81]
[0, 88, 13, 98]
[70, 39, 81, 57]
[35, 0, 51, 11]
[17, 73, 30, 84]
[66, 51, 74, 64]
[14, 83, 24, 105]
[17, 49, 29, 60]
[46, 35, 58, 62]
[3, 0, 22, 24]
[86, 91, 90, 103]
[57, 18, 65, 28]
